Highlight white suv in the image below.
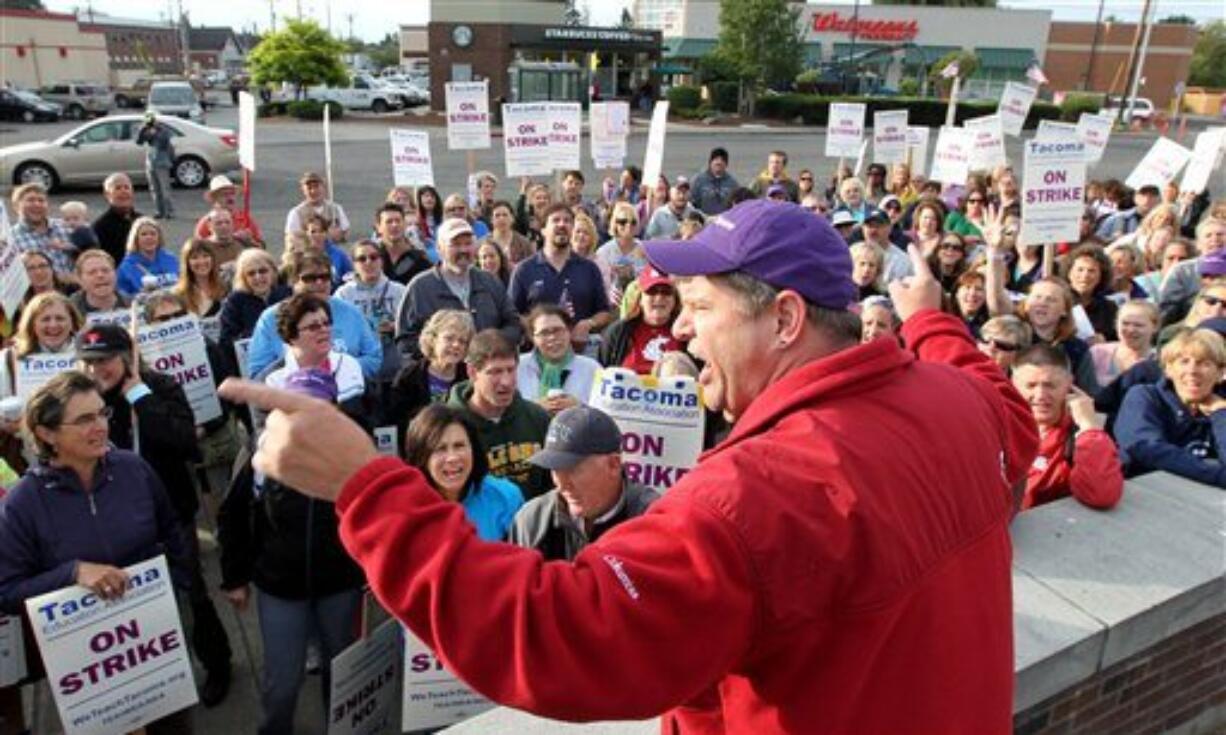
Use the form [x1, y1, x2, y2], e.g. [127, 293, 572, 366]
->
[1100, 95, 1155, 124]
[146, 81, 205, 122]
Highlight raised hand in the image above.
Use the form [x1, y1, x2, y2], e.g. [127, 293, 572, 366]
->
[888, 245, 943, 323]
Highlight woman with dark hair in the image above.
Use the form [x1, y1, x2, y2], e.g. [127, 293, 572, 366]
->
[260, 293, 365, 410]
[482, 200, 535, 270]
[519, 304, 603, 416]
[910, 200, 946, 257]
[1064, 244, 1119, 342]
[415, 185, 443, 253]
[945, 188, 989, 241]
[600, 267, 685, 373]
[927, 233, 970, 294]
[17, 250, 75, 315]
[404, 403, 524, 541]
[174, 238, 228, 320]
[0, 371, 194, 732]
[477, 239, 511, 285]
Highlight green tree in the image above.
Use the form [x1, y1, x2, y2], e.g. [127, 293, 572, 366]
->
[928, 49, 979, 93]
[1189, 20, 1226, 87]
[0, 0, 46, 9]
[247, 18, 348, 98]
[713, 0, 804, 114]
[365, 33, 400, 70]
[1159, 14, 1196, 25]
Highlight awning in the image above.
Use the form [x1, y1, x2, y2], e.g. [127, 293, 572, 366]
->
[975, 47, 1035, 70]
[654, 63, 694, 75]
[909, 45, 960, 65]
[663, 38, 716, 59]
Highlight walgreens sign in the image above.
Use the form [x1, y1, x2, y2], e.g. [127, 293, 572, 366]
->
[811, 11, 919, 42]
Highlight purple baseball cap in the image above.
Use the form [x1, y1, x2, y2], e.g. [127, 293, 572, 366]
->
[282, 368, 338, 403]
[642, 199, 856, 310]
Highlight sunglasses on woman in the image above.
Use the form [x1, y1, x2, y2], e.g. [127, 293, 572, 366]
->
[980, 338, 1019, 353]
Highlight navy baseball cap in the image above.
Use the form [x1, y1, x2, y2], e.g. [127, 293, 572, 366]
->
[529, 406, 622, 470]
[863, 208, 890, 224]
[642, 199, 856, 310]
[75, 324, 132, 359]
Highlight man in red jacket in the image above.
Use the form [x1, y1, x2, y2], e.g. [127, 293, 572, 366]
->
[1012, 343, 1125, 511]
[220, 199, 1039, 734]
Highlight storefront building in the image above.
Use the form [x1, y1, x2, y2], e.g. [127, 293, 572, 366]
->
[1045, 21, 1198, 108]
[414, 0, 661, 111]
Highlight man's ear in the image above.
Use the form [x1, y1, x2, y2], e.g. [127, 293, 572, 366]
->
[774, 291, 808, 347]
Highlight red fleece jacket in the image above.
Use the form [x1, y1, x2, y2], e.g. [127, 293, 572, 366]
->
[335, 310, 1039, 734]
[1024, 414, 1124, 511]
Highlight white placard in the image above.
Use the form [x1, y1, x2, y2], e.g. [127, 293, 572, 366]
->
[929, 126, 974, 186]
[591, 136, 627, 171]
[374, 426, 399, 457]
[84, 309, 133, 329]
[1180, 128, 1226, 194]
[0, 614, 26, 687]
[328, 619, 401, 735]
[138, 315, 222, 425]
[444, 81, 491, 150]
[826, 102, 867, 158]
[389, 129, 435, 188]
[873, 110, 909, 164]
[1075, 113, 1114, 163]
[402, 627, 492, 731]
[501, 103, 553, 177]
[0, 201, 30, 319]
[964, 113, 1007, 171]
[1020, 139, 1088, 246]
[15, 353, 77, 401]
[238, 91, 256, 171]
[199, 315, 221, 343]
[25, 556, 197, 735]
[587, 369, 703, 492]
[233, 338, 252, 379]
[590, 102, 629, 170]
[642, 101, 670, 190]
[547, 102, 582, 172]
[1036, 119, 1079, 142]
[1071, 304, 1097, 340]
[998, 82, 1038, 137]
[1125, 137, 1193, 191]
[906, 126, 930, 175]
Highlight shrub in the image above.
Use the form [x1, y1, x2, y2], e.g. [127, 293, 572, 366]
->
[898, 79, 920, 97]
[1060, 92, 1106, 122]
[284, 99, 344, 120]
[666, 85, 702, 111]
[257, 101, 287, 117]
[710, 81, 739, 113]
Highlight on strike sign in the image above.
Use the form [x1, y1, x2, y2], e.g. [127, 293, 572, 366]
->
[402, 627, 492, 731]
[1124, 137, 1192, 191]
[138, 315, 222, 425]
[1020, 139, 1087, 246]
[997, 82, 1037, 137]
[388, 129, 435, 187]
[547, 102, 582, 171]
[929, 126, 973, 186]
[328, 619, 400, 735]
[587, 369, 704, 492]
[444, 81, 490, 150]
[25, 556, 197, 735]
[502, 103, 553, 177]
[826, 102, 866, 158]
[873, 110, 908, 164]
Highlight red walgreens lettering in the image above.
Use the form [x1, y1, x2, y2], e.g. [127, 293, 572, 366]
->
[811, 11, 918, 41]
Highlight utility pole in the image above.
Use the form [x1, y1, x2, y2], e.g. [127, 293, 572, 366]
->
[174, 0, 190, 75]
[1084, 0, 1105, 91]
[268, 0, 276, 32]
[1115, 0, 1149, 127]
[1118, 0, 1155, 129]
[346, 12, 355, 42]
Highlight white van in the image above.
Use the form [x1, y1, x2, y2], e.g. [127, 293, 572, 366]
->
[146, 81, 204, 122]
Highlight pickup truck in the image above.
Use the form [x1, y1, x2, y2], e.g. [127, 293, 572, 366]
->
[305, 74, 404, 113]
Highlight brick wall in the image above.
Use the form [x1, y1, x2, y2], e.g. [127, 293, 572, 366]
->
[1014, 612, 1225, 735]
[427, 22, 515, 111]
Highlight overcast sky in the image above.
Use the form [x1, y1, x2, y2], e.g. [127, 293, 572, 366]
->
[42, 0, 1225, 43]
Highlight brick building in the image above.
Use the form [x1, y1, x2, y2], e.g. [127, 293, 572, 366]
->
[77, 12, 185, 87]
[1044, 21, 1199, 108]
[0, 8, 110, 88]
[188, 27, 247, 74]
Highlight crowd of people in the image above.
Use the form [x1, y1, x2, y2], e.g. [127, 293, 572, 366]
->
[0, 135, 1222, 733]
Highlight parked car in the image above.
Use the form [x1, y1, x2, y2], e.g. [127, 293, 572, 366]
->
[38, 82, 111, 120]
[380, 74, 430, 106]
[146, 81, 205, 122]
[0, 114, 239, 191]
[114, 76, 207, 109]
[1101, 95, 1155, 123]
[306, 75, 403, 113]
[0, 89, 61, 122]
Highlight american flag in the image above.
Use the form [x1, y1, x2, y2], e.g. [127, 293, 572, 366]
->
[1026, 61, 1049, 86]
[940, 60, 960, 79]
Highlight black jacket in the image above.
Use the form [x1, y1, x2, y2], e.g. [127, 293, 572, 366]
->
[91, 206, 142, 266]
[218, 284, 291, 349]
[385, 358, 467, 435]
[217, 441, 366, 599]
[599, 317, 638, 368]
[103, 371, 201, 524]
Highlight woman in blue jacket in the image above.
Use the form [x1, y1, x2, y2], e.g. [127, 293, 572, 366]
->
[404, 404, 524, 541]
[116, 216, 179, 296]
[0, 371, 192, 731]
[1116, 327, 1226, 487]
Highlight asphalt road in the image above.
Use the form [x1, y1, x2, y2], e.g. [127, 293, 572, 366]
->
[0, 103, 1212, 259]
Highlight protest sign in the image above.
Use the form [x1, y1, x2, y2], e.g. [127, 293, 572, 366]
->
[929, 126, 973, 186]
[502, 103, 553, 177]
[1180, 128, 1226, 194]
[547, 102, 582, 172]
[826, 102, 867, 158]
[587, 369, 703, 492]
[872, 110, 909, 164]
[199, 315, 221, 343]
[84, 309, 133, 330]
[1075, 112, 1114, 163]
[590, 101, 629, 169]
[238, 91, 256, 171]
[906, 126, 930, 175]
[997, 82, 1037, 137]
[25, 555, 197, 735]
[642, 101, 670, 189]
[374, 426, 399, 457]
[15, 353, 77, 401]
[402, 627, 492, 731]
[389, 129, 435, 188]
[853, 139, 869, 176]
[444, 81, 491, 150]
[964, 113, 1007, 171]
[1125, 137, 1193, 191]
[0, 202, 30, 319]
[138, 315, 222, 424]
[1020, 139, 1088, 246]
[0, 614, 26, 687]
[328, 619, 400, 735]
[1036, 119, 1079, 142]
[233, 338, 252, 379]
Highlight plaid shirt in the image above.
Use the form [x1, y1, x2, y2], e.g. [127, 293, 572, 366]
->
[10, 218, 76, 274]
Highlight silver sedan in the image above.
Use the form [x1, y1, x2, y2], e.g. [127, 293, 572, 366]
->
[0, 114, 240, 191]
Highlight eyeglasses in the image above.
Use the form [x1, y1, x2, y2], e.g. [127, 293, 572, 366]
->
[299, 272, 331, 284]
[940, 241, 966, 251]
[353, 255, 379, 264]
[967, 197, 985, 204]
[245, 267, 271, 277]
[61, 406, 114, 428]
[799, 176, 814, 182]
[444, 207, 466, 214]
[1003, 227, 1019, 236]
[26, 262, 51, 271]
[614, 219, 632, 226]
[533, 326, 569, 339]
[152, 310, 187, 323]
[980, 338, 1019, 353]
[1201, 295, 1225, 308]
[298, 319, 332, 333]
